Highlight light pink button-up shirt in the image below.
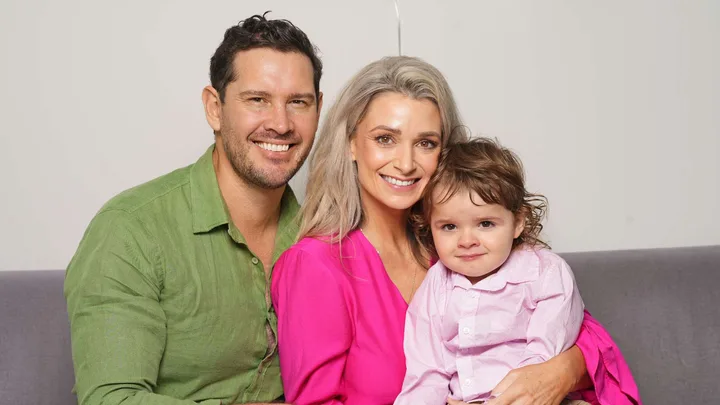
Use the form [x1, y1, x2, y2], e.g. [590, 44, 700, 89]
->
[395, 247, 585, 404]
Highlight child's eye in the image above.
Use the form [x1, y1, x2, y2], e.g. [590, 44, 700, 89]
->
[441, 224, 457, 231]
[479, 221, 495, 228]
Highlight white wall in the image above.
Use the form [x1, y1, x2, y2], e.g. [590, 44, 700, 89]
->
[404, 0, 719, 252]
[1, 1, 718, 270]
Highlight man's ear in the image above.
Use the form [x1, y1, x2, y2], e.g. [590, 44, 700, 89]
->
[202, 86, 222, 132]
[317, 91, 324, 115]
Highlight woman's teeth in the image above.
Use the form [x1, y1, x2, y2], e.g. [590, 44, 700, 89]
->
[382, 175, 416, 186]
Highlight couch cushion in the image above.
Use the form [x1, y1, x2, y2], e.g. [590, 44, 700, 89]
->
[562, 245, 720, 405]
[0, 270, 76, 405]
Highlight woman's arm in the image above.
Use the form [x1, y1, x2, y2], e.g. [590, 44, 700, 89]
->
[271, 246, 353, 405]
[450, 311, 641, 405]
[459, 345, 588, 405]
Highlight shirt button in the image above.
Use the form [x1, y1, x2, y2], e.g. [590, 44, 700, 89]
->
[464, 378, 472, 386]
[251, 257, 259, 265]
[462, 327, 471, 335]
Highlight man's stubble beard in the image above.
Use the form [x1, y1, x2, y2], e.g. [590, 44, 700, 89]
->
[221, 128, 312, 190]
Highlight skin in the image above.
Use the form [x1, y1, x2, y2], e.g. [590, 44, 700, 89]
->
[430, 189, 525, 285]
[350, 92, 442, 303]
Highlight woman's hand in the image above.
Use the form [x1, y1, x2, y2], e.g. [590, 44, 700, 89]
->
[447, 346, 588, 405]
[446, 362, 568, 405]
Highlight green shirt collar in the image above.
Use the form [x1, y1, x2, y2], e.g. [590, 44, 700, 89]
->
[190, 145, 229, 234]
[190, 145, 301, 254]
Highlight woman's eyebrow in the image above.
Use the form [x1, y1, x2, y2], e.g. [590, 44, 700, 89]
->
[370, 125, 401, 134]
[417, 131, 441, 138]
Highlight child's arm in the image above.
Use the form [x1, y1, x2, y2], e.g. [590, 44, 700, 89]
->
[394, 265, 453, 405]
[517, 253, 585, 367]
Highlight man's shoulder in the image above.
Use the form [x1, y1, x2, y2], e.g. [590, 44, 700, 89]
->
[99, 163, 194, 215]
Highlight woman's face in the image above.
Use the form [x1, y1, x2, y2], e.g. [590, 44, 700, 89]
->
[350, 92, 442, 212]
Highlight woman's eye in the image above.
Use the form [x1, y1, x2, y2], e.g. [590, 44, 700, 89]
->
[418, 139, 438, 149]
[376, 135, 393, 145]
[441, 224, 456, 231]
[479, 221, 495, 228]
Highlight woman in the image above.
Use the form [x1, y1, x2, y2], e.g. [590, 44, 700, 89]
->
[271, 56, 640, 405]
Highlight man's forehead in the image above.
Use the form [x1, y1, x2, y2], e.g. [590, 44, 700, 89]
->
[231, 48, 315, 92]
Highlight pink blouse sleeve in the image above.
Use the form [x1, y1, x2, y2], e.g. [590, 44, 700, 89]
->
[271, 246, 353, 405]
[573, 310, 642, 405]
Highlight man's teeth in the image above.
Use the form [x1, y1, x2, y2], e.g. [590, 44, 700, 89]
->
[256, 142, 290, 152]
[382, 176, 416, 186]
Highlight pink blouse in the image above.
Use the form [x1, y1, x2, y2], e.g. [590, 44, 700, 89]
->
[271, 230, 641, 405]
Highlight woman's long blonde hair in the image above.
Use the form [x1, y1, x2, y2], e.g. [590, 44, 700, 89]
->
[299, 56, 467, 264]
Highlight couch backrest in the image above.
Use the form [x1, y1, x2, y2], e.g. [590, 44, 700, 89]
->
[0, 270, 76, 405]
[1, 245, 718, 405]
[563, 245, 720, 405]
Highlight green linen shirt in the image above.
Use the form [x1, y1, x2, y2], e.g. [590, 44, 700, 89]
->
[64, 145, 299, 405]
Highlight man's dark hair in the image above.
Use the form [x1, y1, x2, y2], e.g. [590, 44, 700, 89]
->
[210, 12, 323, 103]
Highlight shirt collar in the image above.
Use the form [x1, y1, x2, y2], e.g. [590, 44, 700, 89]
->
[190, 145, 301, 256]
[191, 145, 228, 234]
[451, 247, 541, 291]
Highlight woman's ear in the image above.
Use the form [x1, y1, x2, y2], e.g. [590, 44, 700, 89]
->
[350, 137, 357, 162]
[513, 211, 526, 240]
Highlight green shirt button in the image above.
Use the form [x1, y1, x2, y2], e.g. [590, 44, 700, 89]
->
[251, 257, 259, 265]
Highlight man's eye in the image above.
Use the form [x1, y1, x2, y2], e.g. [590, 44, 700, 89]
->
[290, 100, 308, 106]
[249, 97, 264, 103]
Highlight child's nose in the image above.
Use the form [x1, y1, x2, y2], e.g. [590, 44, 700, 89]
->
[458, 231, 479, 248]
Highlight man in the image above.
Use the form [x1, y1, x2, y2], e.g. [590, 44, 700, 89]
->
[65, 13, 323, 405]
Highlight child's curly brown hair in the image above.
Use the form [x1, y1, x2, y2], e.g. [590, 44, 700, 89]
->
[411, 137, 549, 263]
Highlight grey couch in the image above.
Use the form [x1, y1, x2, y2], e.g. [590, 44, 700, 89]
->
[1, 245, 718, 404]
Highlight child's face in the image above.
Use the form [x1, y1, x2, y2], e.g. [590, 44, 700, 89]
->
[430, 188, 525, 282]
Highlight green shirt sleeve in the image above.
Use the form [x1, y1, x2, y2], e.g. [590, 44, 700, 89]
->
[64, 210, 221, 405]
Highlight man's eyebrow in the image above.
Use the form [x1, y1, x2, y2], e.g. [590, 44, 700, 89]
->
[237, 90, 271, 98]
[237, 91, 316, 103]
[288, 92, 316, 101]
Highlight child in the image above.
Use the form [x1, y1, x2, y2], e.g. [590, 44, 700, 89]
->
[395, 138, 589, 405]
